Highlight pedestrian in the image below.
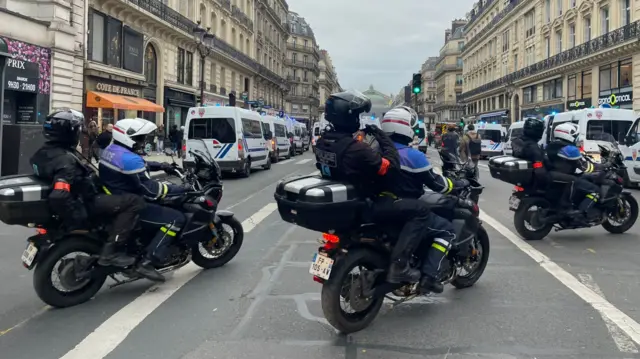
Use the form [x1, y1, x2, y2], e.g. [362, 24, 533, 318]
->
[177, 126, 185, 157]
[156, 124, 165, 154]
[87, 120, 99, 163]
[169, 125, 178, 151]
[459, 123, 482, 180]
[442, 124, 460, 157]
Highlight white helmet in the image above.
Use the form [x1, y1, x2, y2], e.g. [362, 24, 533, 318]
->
[112, 118, 158, 149]
[381, 106, 418, 140]
[553, 123, 579, 143]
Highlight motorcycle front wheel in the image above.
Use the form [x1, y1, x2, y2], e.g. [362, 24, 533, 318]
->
[191, 216, 244, 269]
[602, 193, 639, 234]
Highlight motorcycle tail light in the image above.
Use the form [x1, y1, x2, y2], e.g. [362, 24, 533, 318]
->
[36, 228, 47, 235]
[616, 176, 624, 184]
[322, 233, 339, 243]
[472, 203, 480, 217]
[204, 199, 215, 208]
[514, 186, 524, 192]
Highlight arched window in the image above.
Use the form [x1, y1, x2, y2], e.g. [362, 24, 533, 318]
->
[144, 44, 157, 85]
[210, 12, 217, 34]
[199, 3, 206, 25]
[239, 34, 244, 53]
[231, 28, 237, 48]
[245, 38, 250, 56]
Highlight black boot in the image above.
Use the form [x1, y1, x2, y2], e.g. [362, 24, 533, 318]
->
[420, 275, 444, 293]
[98, 242, 136, 267]
[387, 259, 421, 283]
[135, 259, 165, 282]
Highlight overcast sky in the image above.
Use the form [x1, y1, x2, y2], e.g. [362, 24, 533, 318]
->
[286, 0, 476, 96]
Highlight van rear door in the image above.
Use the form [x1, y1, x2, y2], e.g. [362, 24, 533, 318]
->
[187, 116, 237, 162]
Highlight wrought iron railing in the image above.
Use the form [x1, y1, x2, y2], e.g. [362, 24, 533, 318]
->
[218, 0, 231, 11]
[257, 0, 286, 31]
[434, 64, 463, 78]
[285, 59, 319, 71]
[231, 5, 253, 30]
[287, 43, 319, 56]
[461, 21, 640, 100]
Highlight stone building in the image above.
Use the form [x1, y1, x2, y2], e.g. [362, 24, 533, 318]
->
[434, 19, 467, 124]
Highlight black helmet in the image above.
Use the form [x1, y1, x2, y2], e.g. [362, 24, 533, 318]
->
[43, 109, 84, 147]
[523, 117, 544, 141]
[324, 90, 372, 133]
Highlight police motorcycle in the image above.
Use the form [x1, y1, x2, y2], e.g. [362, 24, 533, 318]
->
[274, 152, 489, 334]
[0, 144, 243, 308]
[489, 143, 638, 241]
[438, 150, 480, 202]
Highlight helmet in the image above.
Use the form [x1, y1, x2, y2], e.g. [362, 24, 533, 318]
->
[523, 117, 544, 141]
[324, 90, 372, 133]
[553, 123, 579, 144]
[381, 106, 418, 141]
[112, 118, 158, 151]
[43, 109, 85, 147]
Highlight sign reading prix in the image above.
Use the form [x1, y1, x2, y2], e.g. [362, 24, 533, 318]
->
[5, 58, 39, 93]
[598, 91, 633, 107]
[95, 82, 141, 97]
[566, 98, 592, 110]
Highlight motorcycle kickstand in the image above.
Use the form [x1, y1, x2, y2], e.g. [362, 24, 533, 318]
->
[385, 293, 419, 309]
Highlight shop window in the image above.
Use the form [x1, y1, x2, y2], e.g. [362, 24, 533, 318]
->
[582, 71, 592, 97]
[567, 74, 576, 100]
[89, 11, 106, 63]
[620, 59, 632, 88]
[241, 118, 263, 138]
[523, 85, 537, 104]
[599, 65, 611, 92]
[542, 78, 562, 100]
[599, 59, 632, 95]
[144, 44, 157, 85]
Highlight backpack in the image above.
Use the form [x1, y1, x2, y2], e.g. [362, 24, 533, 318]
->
[466, 134, 482, 156]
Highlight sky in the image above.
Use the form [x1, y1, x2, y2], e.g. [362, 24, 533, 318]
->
[286, 0, 477, 96]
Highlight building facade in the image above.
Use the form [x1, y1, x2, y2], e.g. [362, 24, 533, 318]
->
[419, 57, 438, 128]
[462, 0, 639, 124]
[361, 85, 392, 118]
[318, 49, 339, 112]
[285, 12, 320, 123]
[434, 19, 467, 124]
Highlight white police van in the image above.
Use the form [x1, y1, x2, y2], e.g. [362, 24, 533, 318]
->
[312, 117, 329, 153]
[184, 106, 271, 178]
[503, 121, 525, 156]
[261, 115, 291, 162]
[475, 121, 507, 158]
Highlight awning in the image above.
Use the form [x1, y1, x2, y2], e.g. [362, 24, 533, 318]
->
[86, 91, 165, 112]
[478, 110, 506, 119]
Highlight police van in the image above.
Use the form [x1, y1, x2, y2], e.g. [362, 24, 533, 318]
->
[416, 122, 428, 152]
[475, 122, 507, 158]
[540, 108, 640, 187]
[184, 106, 271, 178]
[503, 121, 526, 156]
[291, 120, 305, 154]
[260, 115, 291, 163]
[312, 117, 329, 153]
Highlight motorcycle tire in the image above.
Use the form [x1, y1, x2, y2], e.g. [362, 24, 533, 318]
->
[191, 216, 244, 269]
[320, 248, 386, 334]
[514, 200, 553, 241]
[451, 225, 490, 289]
[602, 193, 639, 234]
[33, 237, 107, 308]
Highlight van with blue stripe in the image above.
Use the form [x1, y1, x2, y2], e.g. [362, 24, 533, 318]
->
[474, 121, 507, 159]
[184, 106, 271, 178]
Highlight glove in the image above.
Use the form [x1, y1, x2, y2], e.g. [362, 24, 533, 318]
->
[181, 182, 194, 191]
[363, 125, 383, 135]
[459, 179, 471, 188]
[160, 162, 174, 171]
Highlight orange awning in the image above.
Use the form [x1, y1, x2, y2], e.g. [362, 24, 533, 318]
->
[86, 91, 165, 113]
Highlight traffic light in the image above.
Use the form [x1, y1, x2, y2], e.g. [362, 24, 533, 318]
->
[459, 120, 465, 127]
[412, 73, 422, 94]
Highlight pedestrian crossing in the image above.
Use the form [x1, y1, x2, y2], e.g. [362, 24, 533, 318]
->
[276, 158, 314, 166]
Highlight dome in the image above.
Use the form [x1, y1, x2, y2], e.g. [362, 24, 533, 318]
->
[361, 85, 392, 117]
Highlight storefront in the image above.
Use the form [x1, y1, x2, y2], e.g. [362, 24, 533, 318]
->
[598, 90, 633, 110]
[202, 93, 226, 107]
[164, 87, 195, 129]
[85, 76, 164, 128]
[520, 103, 565, 119]
[566, 98, 592, 111]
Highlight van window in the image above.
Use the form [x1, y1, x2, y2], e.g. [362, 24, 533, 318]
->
[261, 122, 271, 139]
[294, 127, 301, 136]
[314, 127, 320, 136]
[242, 118, 263, 139]
[188, 118, 236, 143]
[586, 120, 632, 143]
[274, 123, 286, 137]
[477, 129, 502, 142]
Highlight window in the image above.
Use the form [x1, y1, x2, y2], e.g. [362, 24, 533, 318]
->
[569, 24, 575, 48]
[568, 74, 576, 100]
[621, 0, 631, 26]
[557, 0, 562, 16]
[90, 11, 106, 62]
[582, 71, 592, 97]
[185, 51, 193, 86]
[514, 20, 518, 41]
[543, 78, 563, 100]
[502, 30, 509, 52]
[600, 59, 633, 94]
[261, 122, 270, 139]
[556, 30, 562, 53]
[456, 74, 463, 85]
[514, 54, 518, 71]
[456, 57, 463, 67]
[525, 10, 535, 37]
[545, 37, 550, 58]
[523, 85, 537, 104]
[620, 60, 632, 88]
[477, 129, 502, 142]
[177, 48, 185, 84]
[586, 120, 632, 144]
[584, 18, 591, 42]
[545, 0, 551, 22]
[188, 117, 236, 143]
[458, 41, 465, 50]
[571, 0, 576, 7]
[241, 118, 263, 138]
[525, 45, 535, 66]
[275, 123, 286, 137]
[601, 7, 609, 35]
[510, 128, 524, 140]
[144, 45, 157, 85]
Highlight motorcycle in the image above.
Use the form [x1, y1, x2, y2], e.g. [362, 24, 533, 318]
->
[439, 150, 480, 203]
[275, 176, 489, 334]
[2, 145, 243, 308]
[506, 145, 638, 241]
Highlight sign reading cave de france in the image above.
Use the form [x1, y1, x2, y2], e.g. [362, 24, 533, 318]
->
[95, 82, 141, 97]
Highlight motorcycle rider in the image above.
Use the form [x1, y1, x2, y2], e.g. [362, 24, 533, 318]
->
[99, 118, 189, 282]
[380, 106, 470, 292]
[315, 90, 441, 291]
[546, 123, 603, 221]
[511, 117, 548, 187]
[30, 109, 145, 268]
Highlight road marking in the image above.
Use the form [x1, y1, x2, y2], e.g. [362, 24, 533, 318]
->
[480, 210, 640, 348]
[577, 273, 638, 353]
[58, 262, 202, 359]
[241, 202, 278, 233]
[277, 159, 293, 165]
[295, 158, 313, 165]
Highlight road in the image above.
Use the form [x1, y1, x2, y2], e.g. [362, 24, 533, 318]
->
[1, 148, 640, 358]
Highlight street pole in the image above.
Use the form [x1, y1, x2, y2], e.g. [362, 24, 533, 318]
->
[199, 54, 205, 106]
[193, 22, 214, 107]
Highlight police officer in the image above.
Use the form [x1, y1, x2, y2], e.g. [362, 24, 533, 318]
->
[30, 109, 145, 268]
[99, 118, 189, 282]
[511, 117, 548, 187]
[315, 90, 435, 287]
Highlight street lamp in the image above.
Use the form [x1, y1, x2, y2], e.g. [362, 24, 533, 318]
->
[193, 22, 215, 106]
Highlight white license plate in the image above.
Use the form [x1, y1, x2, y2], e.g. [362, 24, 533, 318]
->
[509, 195, 521, 211]
[309, 252, 334, 280]
[21, 242, 38, 266]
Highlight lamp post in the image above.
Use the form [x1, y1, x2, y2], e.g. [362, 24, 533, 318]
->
[193, 22, 215, 106]
[505, 82, 515, 123]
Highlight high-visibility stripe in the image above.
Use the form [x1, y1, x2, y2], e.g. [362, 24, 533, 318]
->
[378, 157, 390, 175]
[102, 186, 112, 195]
[432, 243, 448, 254]
[160, 226, 177, 236]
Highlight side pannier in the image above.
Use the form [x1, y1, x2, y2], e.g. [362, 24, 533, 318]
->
[274, 175, 364, 233]
[0, 175, 53, 226]
[488, 155, 534, 186]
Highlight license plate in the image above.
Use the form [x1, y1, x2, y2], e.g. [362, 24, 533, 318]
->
[591, 154, 601, 163]
[21, 242, 38, 266]
[509, 195, 521, 211]
[309, 252, 334, 280]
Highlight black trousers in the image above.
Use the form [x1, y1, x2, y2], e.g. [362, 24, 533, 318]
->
[90, 193, 146, 243]
[548, 171, 600, 206]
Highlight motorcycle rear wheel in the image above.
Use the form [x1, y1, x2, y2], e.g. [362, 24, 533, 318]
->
[320, 248, 386, 334]
[191, 216, 244, 269]
[451, 225, 490, 289]
[602, 193, 639, 234]
[514, 200, 553, 241]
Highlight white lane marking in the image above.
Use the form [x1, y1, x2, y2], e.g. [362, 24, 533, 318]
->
[277, 159, 293, 165]
[577, 273, 638, 353]
[241, 202, 278, 233]
[478, 163, 489, 168]
[58, 263, 201, 359]
[480, 210, 640, 348]
[295, 158, 313, 165]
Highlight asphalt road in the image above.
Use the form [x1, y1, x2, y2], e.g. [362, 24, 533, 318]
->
[1, 148, 640, 359]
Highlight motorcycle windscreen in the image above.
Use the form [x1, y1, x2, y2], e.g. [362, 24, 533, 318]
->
[187, 117, 238, 162]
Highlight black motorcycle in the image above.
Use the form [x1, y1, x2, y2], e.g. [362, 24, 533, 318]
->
[504, 145, 638, 241]
[2, 147, 243, 308]
[439, 150, 480, 203]
[275, 176, 489, 334]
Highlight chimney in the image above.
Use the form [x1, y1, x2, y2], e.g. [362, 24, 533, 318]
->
[445, 29, 451, 42]
[451, 19, 468, 35]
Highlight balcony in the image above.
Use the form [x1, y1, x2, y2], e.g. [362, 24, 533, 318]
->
[217, 0, 231, 11]
[438, 47, 464, 57]
[287, 43, 319, 58]
[285, 59, 319, 72]
[257, 0, 287, 32]
[286, 94, 320, 107]
[434, 64, 463, 78]
[465, 0, 526, 52]
[231, 5, 253, 31]
[433, 101, 465, 111]
[461, 21, 640, 100]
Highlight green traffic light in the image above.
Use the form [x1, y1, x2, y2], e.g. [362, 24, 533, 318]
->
[413, 87, 420, 94]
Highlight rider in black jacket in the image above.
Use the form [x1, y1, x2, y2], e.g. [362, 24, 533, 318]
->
[30, 110, 145, 268]
[315, 90, 444, 292]
[511, 117, 548, 187]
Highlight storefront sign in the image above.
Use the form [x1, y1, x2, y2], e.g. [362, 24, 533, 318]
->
[95, 82, 140, 97]
[521, 103, 565, 119]
[123, 27, 143, 74]
[598, 91, 633, 106]
[5, 58, 38, 93]
[566, 98, 592, 110]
